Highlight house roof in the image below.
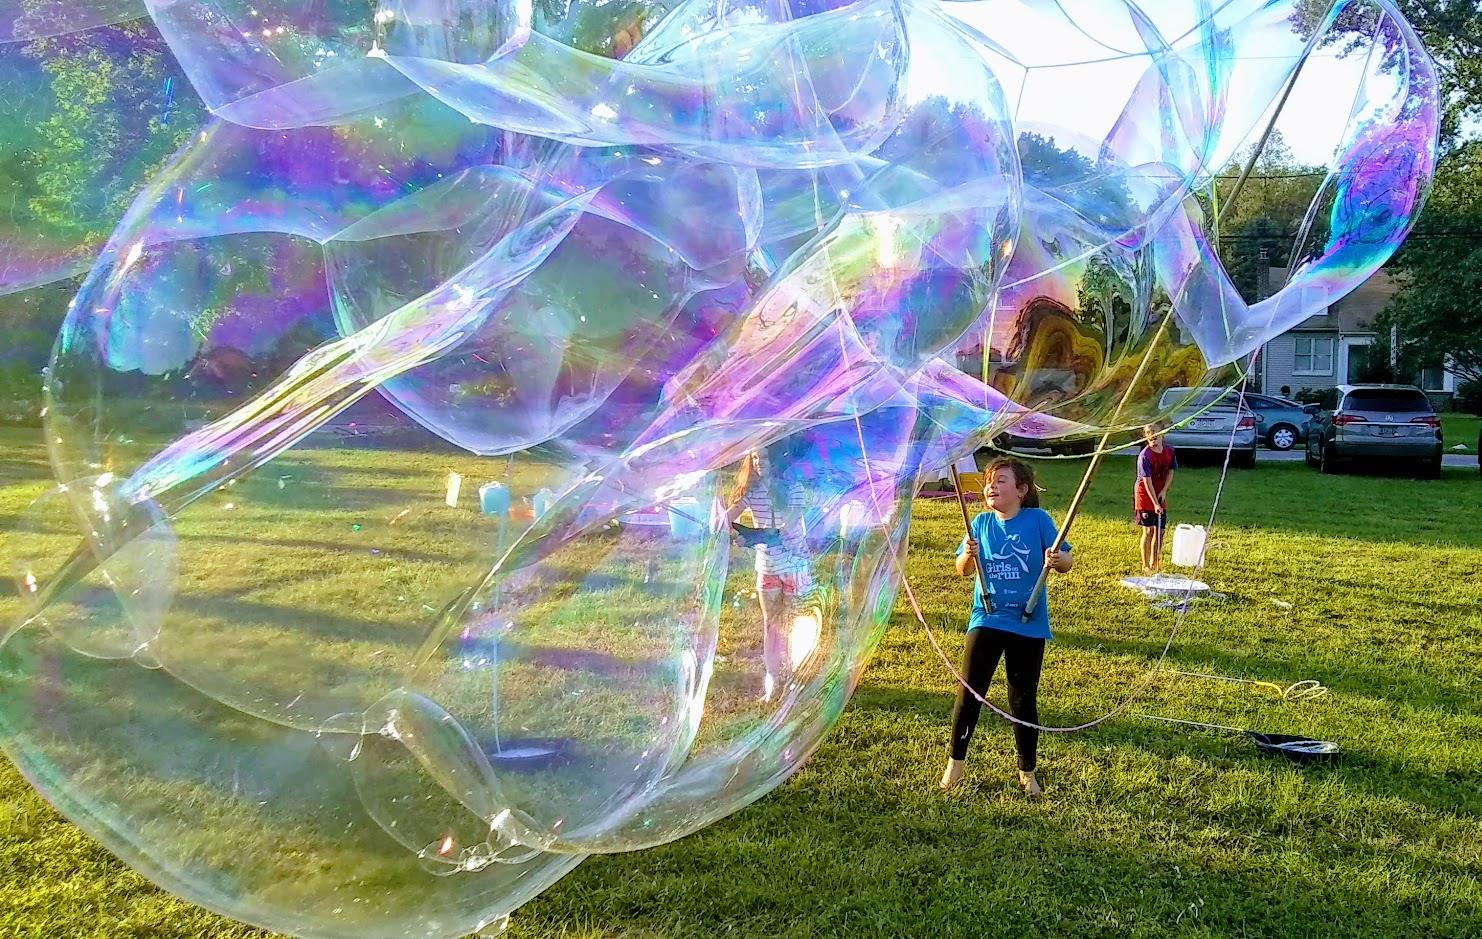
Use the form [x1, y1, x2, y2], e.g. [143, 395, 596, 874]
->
[1269, 266, 1399, 334]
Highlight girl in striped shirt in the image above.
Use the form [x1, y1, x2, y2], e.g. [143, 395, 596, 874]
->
[726, 448, 812, 701]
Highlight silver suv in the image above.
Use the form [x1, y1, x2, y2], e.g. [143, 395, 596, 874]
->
[1304, 384, 1443, 478]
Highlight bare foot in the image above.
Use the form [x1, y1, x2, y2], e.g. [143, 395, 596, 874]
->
[940, 759, 965, 791]
[1019, 770, 1043, 799]
[761, 673, 776, 703]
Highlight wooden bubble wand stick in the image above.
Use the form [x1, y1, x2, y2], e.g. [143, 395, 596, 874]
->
[949, 464, 991, 613]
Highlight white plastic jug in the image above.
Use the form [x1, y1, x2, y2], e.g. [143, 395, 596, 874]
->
[838, 501, 865, 536]
[531, 487, 555, 518]
[1170, 523, 1207, 568]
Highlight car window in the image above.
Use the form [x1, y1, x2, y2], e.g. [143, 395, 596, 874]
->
[1341, 389, 1432, 412]
[1159, 388, 1225, 410]
[1216, 391, 1246, 409]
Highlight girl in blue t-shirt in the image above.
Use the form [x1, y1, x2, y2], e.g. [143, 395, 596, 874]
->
[941, 457, 1071, 797]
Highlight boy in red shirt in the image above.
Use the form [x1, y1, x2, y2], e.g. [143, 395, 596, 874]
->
[1135, 422, 1176, 573]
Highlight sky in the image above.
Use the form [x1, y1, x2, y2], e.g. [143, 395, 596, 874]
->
[944, 1, 1393, 170]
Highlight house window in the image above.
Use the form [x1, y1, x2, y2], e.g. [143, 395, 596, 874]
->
[1293, 336, 1334, 376]
[1420, 362, 1446, 391]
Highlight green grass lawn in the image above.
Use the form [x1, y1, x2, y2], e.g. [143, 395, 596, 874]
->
[2, 427, 1480, 938]
[1440, 412, 1479, 455]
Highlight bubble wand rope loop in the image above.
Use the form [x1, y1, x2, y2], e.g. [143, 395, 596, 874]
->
[1166, 669, 1329, 701]
[910, 221, 1282, 731]
[902, 365, 1247, 733]
[891, 24, 1323, 730]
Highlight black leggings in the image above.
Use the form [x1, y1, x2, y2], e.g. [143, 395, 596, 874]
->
[949, 627, 1046, 770]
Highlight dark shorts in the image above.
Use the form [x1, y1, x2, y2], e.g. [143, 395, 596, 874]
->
[1135, 510, 1167, 528]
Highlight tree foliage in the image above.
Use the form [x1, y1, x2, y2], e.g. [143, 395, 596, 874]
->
[22, 18, 202, 243]
[1291, 0, 1482, 143]
[1368, 1, 1482, 387]
[1288, 0, 1482, 385]
[1206, 132, 1326, 303]
[0, 14, 204, 383]
[1379, 141, 1482, 386]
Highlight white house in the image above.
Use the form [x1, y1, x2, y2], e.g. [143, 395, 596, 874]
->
[1258, 267, 1460, 406]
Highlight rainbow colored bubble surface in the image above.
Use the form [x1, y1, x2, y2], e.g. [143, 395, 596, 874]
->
[0, 0, 1437, 936]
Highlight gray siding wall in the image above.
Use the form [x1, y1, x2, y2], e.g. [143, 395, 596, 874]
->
[1264, 331, 1338, 395]
[1263, 334, 1296, 393]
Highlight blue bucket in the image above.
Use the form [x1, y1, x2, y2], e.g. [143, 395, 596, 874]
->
[667, 499, 703, 541]
[479, 482, 510, 517]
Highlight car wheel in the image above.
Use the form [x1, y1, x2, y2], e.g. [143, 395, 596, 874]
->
[1236, 449, 1257, 469]
[1267, 424, 1298, 451]
[1418, 460, 1442, 480]
[1320, 444, 1340, 474]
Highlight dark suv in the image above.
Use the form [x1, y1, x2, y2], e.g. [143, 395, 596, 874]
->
[1305, 384, 1443, 478]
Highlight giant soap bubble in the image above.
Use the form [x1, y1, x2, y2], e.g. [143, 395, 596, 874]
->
[0, 0, 1436, 935]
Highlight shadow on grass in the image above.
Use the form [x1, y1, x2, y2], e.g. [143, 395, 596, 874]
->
[3, 621, 1475, 938]
[848, 679, 1482, 820]
[178, 532, 480, 568]
[496, 641, 669, 680]
[0, 455, 51, 484]
[169, 593, 429, 651]
[515, 723, 1481, 939]
[1048, 626, 1482, 721]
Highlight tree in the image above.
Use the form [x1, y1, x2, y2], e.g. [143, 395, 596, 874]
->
[1288, 0, 1482, 388]
[22, 17, 203, 249]
[0, 13, 205, 390]
[1204, 132, 1326, 303]
[1016, 131, 1135, 227]
[1377, 140, 1482, 388]
[1291, 0, 1482, 143]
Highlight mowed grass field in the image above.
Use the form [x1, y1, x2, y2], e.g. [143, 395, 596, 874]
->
[1439, 412, 1479, 455]
[1, 425, 1479, 938]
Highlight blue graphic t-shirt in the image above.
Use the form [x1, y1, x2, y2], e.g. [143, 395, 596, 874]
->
[956, 508, 1070, 639]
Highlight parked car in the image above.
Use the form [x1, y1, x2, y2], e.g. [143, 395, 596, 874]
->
[1159, 387, 1259, 468]
[991, 432, 1097, 456]
[1243, 393, 1319, 451]
[1304, 384, 1443, 478]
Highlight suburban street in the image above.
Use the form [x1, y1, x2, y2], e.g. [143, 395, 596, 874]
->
[1255, 449, 1476, 467]
[1013, 445, 1477, 468]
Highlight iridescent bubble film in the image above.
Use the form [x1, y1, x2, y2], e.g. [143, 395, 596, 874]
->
[0, 0, 1437, 936]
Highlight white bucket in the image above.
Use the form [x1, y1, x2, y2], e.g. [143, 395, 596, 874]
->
[1170, 524, 1207, 568]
